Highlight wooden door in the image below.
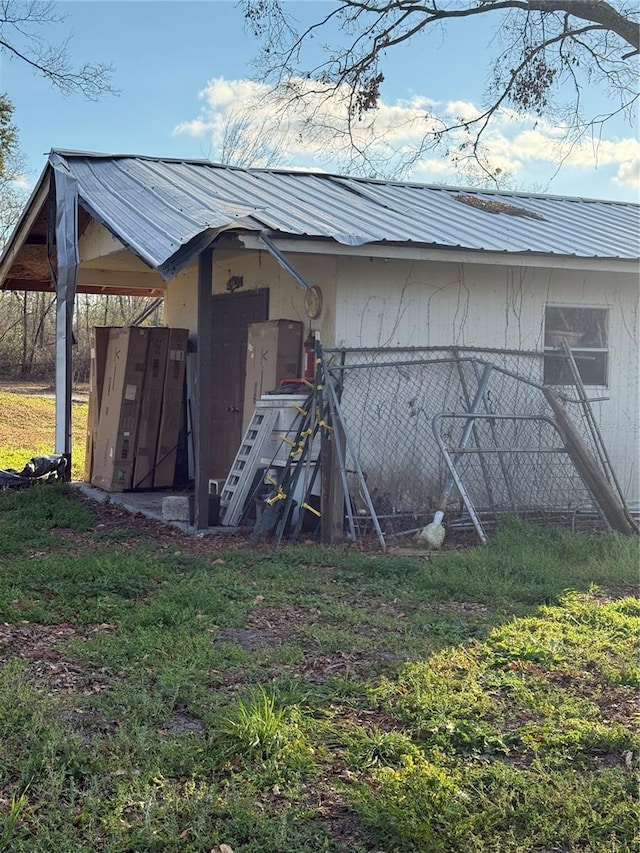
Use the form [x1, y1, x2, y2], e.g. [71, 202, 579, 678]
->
[211, 288, 269, 477]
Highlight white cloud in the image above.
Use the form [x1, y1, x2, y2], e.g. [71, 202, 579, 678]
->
[614, 158, 640, 188]
[173, 76, 640, 195]
[414, 158, 463, 178]
[444, 100, 484, 123]
[173, 118, 211, 138]
[503, 126, 640, 171]
[174, 76, 435, 176]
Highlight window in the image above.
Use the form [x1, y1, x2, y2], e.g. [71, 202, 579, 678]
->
[543, 305, 609, 386]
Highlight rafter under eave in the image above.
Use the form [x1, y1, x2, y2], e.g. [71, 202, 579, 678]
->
[1, 277, 165, 297]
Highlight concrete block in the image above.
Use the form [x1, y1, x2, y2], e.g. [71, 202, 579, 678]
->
[162, 495, 192, 522]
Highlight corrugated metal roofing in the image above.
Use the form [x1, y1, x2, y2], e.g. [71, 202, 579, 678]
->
[58, 151, 640, 279]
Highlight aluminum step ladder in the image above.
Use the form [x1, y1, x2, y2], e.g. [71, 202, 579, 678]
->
[219, 406, 280, 526]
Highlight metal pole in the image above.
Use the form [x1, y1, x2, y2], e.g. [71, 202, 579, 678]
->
[195, 246, 214, 530]
[50, 157, 79, 477]
[323, 371, 357, 542]
[432, 414, 487, 544]
[470, 359, 519, 514]
[258, 232, 311, 292]
[561, 341, 627, 507]
[431, 364, 493, 526]
[323, 362, 386, 551]
[453, 353, 497, 517]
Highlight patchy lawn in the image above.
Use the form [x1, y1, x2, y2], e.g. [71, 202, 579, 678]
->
[0, 484, 637, 852]
[0, 387, 88, 481]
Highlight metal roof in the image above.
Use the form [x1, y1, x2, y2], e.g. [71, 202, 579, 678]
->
[44, 151, 640, 278]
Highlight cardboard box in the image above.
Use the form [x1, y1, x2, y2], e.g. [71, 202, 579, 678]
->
[84, 326, 112, 483]
[154, 328, 189, 487]
[242, 320, 303, 434]
[91, 327, 149, 491]
[132, 327, 170, 489]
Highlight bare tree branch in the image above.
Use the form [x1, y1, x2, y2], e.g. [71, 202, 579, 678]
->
[0, 0, 116, 101]
[241, 0, 639, 181]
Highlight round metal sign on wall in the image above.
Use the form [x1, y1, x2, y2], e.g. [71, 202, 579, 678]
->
[304, 285, 323, 319]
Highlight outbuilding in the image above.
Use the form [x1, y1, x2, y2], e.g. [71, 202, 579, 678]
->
[2, 150, 638, 529]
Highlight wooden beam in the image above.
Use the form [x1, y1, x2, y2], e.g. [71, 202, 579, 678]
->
[194, 246, 214, 530]
[3, 277, 164, 297]
[543, 387, 638, 536]
[78, 268, 166, 291]
[321, 426, 345, 544]
[1, 278, 52, 292]
[78, 285, 165, 297]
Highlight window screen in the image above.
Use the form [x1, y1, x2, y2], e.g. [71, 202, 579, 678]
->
[543, 305, 608, 386]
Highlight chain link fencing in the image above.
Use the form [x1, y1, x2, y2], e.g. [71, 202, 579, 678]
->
[323, 346, 616, 538]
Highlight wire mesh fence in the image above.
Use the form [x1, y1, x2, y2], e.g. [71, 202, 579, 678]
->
[324, 346, 613, 537]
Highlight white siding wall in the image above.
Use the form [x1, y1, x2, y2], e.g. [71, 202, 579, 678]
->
[163, 265, 198, 333]
[74, 219, 638, 505]
[335, 256, 639, 503]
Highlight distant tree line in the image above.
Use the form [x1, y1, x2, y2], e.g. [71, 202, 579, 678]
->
[0, 291, 163, 384]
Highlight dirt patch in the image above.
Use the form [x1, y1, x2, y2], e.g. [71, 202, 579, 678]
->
[436, 600, 490, 616]
[56, 496, 250, 557]
[293, 649, 400, 682]
[213, 627, 286, 653]
[303, 783, 365, 850]
[247, 604, 319, 633]
[589, 685, 638, 727]
[211, 601, 405, 686]
[213, 606, 316, 655]
[580, 586, 640, 603]
[65, 485, 483, 558]
[0, 381, 89, 401]
[159, 709, 204, 736]
[0, 621, 112, 694]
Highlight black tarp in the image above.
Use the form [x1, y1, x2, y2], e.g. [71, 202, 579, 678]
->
[0, 455, 68, 488]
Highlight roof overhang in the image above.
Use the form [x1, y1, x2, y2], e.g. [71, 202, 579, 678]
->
[0, 163, 167, 297]
[0, 166, 52, 290]
[1, 152, 638, 298]
[237, 233, 639, 274]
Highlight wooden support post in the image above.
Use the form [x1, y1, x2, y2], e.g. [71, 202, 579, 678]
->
[544, 387, 638, 536]
[194, 246, 214, 530]
[321, 424, 345, 544]
[54, 288, 73, 478]
[49, 155, 80, 481]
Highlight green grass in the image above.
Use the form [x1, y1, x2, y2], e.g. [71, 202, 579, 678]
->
[0, 390, 87, 481]
[0, 484, 637, 851]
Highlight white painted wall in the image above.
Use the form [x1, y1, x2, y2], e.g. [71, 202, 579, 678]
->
[163, 264, 198, 334]
[78, 219, 125, 262]
[78, 215, 638, 506]
[164, 249, 337, 344]
[334, 256, 640, 504]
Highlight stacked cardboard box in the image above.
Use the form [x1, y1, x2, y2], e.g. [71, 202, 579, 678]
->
[84, 326, 112, 484]
[242, 320, 303, 434]
[153, 327, 189, 488]
[88, 326, 188, 492]
[132, 327, 169, 489]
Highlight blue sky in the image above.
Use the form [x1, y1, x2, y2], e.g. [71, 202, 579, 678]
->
[3, 1, 639, 200]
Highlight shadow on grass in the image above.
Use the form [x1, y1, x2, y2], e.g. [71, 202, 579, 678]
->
[0, 484, 637, 852]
